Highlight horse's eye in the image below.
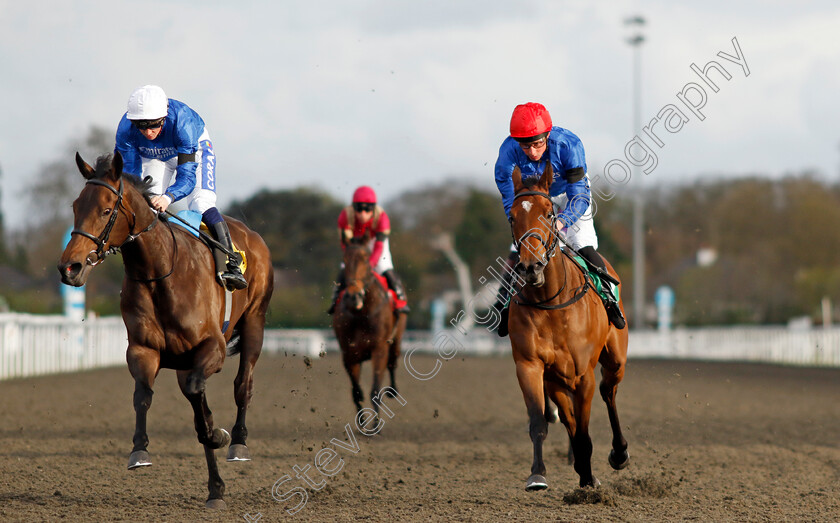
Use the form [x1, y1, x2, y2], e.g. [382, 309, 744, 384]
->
[103, 208, 112, 217]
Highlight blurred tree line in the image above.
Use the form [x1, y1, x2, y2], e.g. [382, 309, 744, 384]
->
[2, 126, 840, 328]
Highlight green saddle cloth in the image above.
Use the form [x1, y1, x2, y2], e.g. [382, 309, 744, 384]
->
[571, 256, 618, 302]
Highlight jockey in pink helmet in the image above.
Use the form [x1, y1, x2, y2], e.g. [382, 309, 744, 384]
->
[327, 186, 409, 314]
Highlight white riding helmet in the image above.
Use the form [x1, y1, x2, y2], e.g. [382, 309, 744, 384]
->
[126, 85, 168, 120]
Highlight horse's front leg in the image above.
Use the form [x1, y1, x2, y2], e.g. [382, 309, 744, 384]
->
[343, 357, 365, 413]
[515, 360, 549, 491]
[127, 345, 160, 470]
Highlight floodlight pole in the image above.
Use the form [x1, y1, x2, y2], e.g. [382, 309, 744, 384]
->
[626, 16, 646, 329]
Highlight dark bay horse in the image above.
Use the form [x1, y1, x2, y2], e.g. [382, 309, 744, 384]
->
[58, 153, 273, 509]
[507, 164, 629, 491]
[332, 241, 406, 418]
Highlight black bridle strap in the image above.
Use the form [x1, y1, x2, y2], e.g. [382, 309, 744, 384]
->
[515, 281, 590, 310]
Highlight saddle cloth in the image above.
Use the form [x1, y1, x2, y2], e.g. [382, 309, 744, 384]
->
[173, 210, 247, 273]
[571, 255, 618, 302]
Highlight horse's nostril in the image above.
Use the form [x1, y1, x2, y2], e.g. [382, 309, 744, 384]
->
[59, 262, 82, 279]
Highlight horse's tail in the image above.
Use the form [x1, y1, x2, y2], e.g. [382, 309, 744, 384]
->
[226, 332, 242, 356]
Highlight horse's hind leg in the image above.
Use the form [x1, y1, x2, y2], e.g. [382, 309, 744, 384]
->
[543, 384, 559, 423]
[571, 371, 599, 487]
[177, 360, 231, 508]
[127, 346, 160, 470]
[369, 344, 389, 420]
[228, 315, 265, 462]
[599, 333, 630, 470]
[515, 361, 549, 491]
[387, 315, 406, 392]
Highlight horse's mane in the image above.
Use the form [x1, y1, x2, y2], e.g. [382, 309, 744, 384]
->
[521, 175, 541, 189]
[92, 154, 155, 199]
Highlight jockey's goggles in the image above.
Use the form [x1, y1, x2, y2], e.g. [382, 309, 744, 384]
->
[518, 136, 547, 151]
[353, 202, 375, 213]
[131, 117, 165, 130]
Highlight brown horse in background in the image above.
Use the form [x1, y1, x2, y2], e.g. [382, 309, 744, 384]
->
[332, 240, 406, 418]
[507, 164, 629, 491]
[58, 153, 274, 509]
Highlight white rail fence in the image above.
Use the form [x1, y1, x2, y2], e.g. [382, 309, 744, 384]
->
[1, 313, 839, 381]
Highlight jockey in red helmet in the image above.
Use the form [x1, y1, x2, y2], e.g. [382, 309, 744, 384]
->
[492, 102, 625, 335]
[327, 186, 410, 314]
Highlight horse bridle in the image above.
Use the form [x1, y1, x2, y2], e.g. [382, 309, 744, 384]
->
[510, 189, 591, 310]
[70, 178, 160, 269]
[511, 190, 560, 261]
[343, 253, 389, 316]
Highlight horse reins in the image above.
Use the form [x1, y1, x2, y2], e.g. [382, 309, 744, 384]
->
[70, 178, 176, 282]
[510, 189, 592, 311]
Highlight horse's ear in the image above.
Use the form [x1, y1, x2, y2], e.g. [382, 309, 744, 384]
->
[75, 152, 96, 180]
[540, 162, 554, 190]
[111, 151, 124, 181]
[512, 166, 524, 193]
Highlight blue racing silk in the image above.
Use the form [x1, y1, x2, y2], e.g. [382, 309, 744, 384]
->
[114, 99, 204, 202]
[494, 126, 589, 228]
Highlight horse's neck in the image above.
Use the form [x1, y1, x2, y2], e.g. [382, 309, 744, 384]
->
[120, 214, 178, 280]
[520, 252, 581, 303]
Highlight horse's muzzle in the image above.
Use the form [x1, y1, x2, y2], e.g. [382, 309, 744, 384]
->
[343, 291, 365, 311]
[57, 261, 87, 287]
[515, 261, 545, 287]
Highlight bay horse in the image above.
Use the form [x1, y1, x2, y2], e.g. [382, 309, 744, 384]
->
[332, 240, 406, 418]
[58, 153, 274, 509]
[507, 164, 629, 491]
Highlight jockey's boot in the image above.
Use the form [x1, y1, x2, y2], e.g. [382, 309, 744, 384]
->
[210, 221, 248, 291]
[382, 269, 410, 314]
[578, 246, 626, 329]
[327, 270, 346, 315]
[492, 251, 520, 338]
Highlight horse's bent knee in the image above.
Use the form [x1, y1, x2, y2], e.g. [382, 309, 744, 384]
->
[185, 373, 206, 396]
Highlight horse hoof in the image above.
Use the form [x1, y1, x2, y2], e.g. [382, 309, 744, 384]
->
[127, 450, 152, 470]
[581, 476, 601, 488]
[525, 474, 548, 491]
[608, 449, 630, 470]
[211, 428, 231, 450]
[227, 444, 251, 462]
[205, 498, 227, 510]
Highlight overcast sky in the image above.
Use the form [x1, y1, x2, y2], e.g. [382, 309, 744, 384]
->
[1, 0, 838, 230]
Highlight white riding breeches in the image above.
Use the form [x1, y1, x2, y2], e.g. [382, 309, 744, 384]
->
[371, 238, 394, 274]
[550, 192, 598, 251]
[340, 238, 394, 275]
[141, 128, 217, 214]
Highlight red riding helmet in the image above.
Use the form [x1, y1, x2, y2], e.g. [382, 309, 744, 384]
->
[352, 186, 377, 203]
[509, 102, 552, 139]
